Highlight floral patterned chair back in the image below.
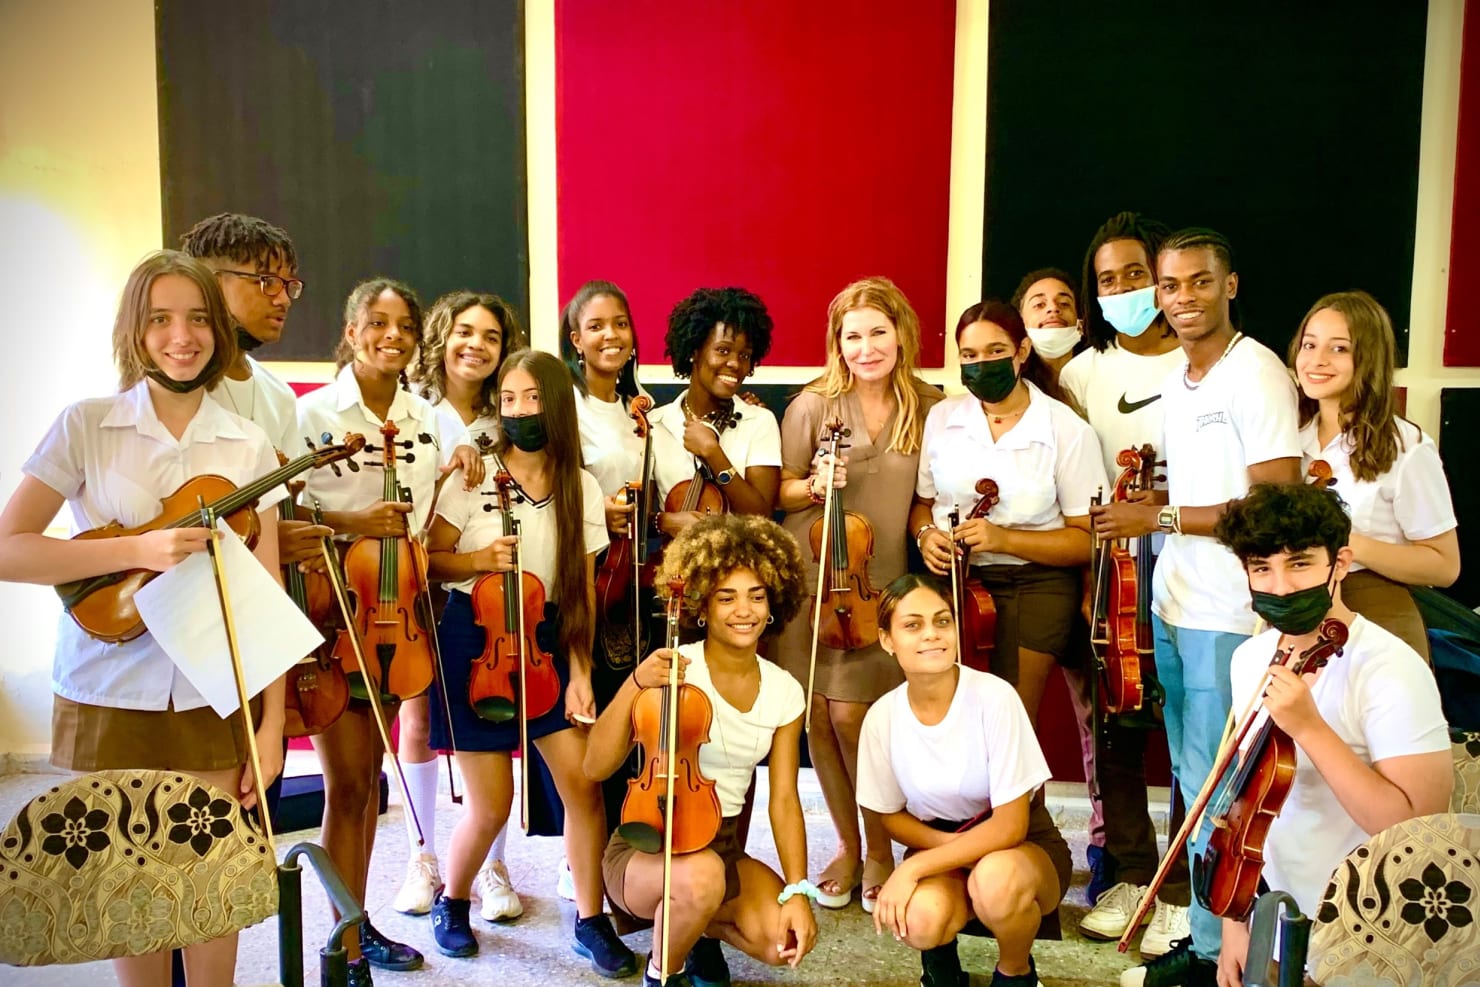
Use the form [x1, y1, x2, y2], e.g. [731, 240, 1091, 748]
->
[1309, 812, 1480, 986]
[0, 769, 277, 967]
[1453, 729, 1480, 815]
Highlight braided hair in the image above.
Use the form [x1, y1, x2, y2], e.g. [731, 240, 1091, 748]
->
[179, 212, 298, 272]
[1079, 211, 1171, 352]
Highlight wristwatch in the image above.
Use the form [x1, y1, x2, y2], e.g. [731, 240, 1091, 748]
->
[715, 468, 736, 486]
[1157, 506, 1180, 534]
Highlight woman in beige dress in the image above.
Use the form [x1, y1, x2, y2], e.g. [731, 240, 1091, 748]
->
[776, 276, 943, 913]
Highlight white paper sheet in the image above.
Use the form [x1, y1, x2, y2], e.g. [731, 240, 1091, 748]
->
[134, 518, 324, 718]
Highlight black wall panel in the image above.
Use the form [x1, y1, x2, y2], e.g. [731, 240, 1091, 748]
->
[1440, 388, 1479, 608]
[157, 0, 528, 361]
[982, 1, 1427, 359]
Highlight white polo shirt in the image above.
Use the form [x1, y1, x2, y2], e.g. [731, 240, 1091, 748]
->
[649, 397, 782, 503]
[23, 383, 283, 711]
[916, 382, 1108, 566]
[296, 365, 469, 537]
[1300, 417, 1457, 573]
[574, 385, 652, 498]
[433, 397, 499, 459]
[210, 356, 300, 454]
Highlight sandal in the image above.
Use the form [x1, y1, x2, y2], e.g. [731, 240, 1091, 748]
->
[814, 855, 861, 909]
[860, 857, 894, 915]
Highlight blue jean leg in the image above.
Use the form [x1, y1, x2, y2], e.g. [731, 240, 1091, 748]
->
[1152, 616, 1246, 962]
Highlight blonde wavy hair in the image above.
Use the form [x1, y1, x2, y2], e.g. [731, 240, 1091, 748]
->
[654, 514, 806, 632]
[804, 277, 928, 455]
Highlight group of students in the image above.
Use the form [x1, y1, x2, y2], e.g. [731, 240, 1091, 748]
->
[0, 207, 1461, 987]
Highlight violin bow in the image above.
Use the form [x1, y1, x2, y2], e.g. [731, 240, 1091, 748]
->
[947, 508, 963, 666]
[311, 497, 426, 849]
[658, 580, 685, 984]
[803, 422, 844, 733]
[404, 485, 465, 806]
[511, 510, 533, 834]
[196, 499, 276, 853]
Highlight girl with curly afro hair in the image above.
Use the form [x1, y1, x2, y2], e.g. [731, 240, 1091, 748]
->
[584, 514, 818, 985]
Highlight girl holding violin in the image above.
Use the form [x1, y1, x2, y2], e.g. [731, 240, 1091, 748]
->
[0, 250, 286, 986]
[1209, 482, 1451, 987]
[393, 289, 525, 921]
[1288, 289, 1460, 660]
[911, 300, 1108, 725]
[296, 277, 482, 984]
[585, 513, 817, 987]
[423, 349, 635, 975]
[858, 573, 1071, 987]
[775, 276, 942, 913]
[651, 287, 782, 538]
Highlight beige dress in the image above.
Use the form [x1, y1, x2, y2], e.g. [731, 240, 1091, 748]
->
[776, 381, 943, 703]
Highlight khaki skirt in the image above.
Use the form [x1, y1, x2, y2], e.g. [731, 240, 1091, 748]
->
[51, 695, 258, 773]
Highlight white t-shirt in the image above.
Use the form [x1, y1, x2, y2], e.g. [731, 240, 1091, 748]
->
[574, 386, 651, 497]
[23, 383, 283, 711]
[1060, 343, 1186, 487]
[1300, 417, 1457, 573]
[680, 642, 805, 818]
[296, 365, 469, 537]
[916, 382, 1108, 566]
[1153, 337, 1300, 634]
[856, 666, 1051, 823]
[210, 356, 300, 454]
[434, 461, 608, 596]
[1228, 615, 1449, 918]
[650, 397, 782, 503]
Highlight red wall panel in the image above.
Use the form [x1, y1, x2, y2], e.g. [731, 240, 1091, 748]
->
[1446, 0, 1480, 366]
[556, 0, 956, 368]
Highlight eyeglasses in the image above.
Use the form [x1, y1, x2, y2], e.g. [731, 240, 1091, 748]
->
[217, 269, 305, 300]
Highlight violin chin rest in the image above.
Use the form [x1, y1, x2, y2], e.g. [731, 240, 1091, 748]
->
[615, 821, 663, 854]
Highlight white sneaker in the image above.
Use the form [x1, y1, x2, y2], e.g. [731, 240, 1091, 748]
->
[556, 856, 576, 901]
[391, 851, 441, 915]
[476, 859, 523, 922]
[1139, 898, 1190, 958]
[1078, 881, 1149, 940]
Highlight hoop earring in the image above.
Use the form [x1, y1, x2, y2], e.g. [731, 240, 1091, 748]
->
[697, 616, 706, 628]
[766, 615, 774, 625]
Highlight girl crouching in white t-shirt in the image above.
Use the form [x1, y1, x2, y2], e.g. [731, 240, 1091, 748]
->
[857, 573, 1071, 987]
[584, 514, 818, 987]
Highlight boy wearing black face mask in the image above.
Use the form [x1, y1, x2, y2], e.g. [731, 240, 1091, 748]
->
[1209, 482, 1452, 987]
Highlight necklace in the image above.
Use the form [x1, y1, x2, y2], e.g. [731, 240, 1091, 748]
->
[983, 389, 1030, 425]
[1183, 332, 1243, 390]
[218, 375, 257, 421]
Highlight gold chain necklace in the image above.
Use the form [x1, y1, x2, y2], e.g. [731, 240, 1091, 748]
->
[1183, 332, 1243, 390]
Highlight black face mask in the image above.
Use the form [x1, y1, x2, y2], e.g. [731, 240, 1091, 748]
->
[1249, 565, 1335, 635]
[145, 352, 220, 395]
[501, 413, 549, 453]
[960, 356, 1019, 404]
[236, 325, 265, 352]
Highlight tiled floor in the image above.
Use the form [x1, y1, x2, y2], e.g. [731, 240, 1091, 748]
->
[0, 754, 1169, 985]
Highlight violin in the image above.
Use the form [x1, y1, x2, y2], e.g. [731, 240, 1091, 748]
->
[1307, 459, 1337, 490]
[808, 419, 880, 652]
[332, 420, 436, 704]
[950, 479, 1000, 673]
[281, 465, 349, 739]
[619, 580, 723, 859]
[56, 434, 365, 643]
[661, 402, 741, 521]
[595, 395, 655, 635]
[1089, 445, 1158, 715]
[1194, 619, 1350, 919]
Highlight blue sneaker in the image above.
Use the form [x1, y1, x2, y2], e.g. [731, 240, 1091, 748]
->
[1086, 845, 1119, 906]
[684, 936, 731, 987]
[572, 913, 638, 978]
[430, 892, 477, 958]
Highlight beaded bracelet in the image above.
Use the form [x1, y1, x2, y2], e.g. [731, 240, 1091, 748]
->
[776, 879, 821, 905]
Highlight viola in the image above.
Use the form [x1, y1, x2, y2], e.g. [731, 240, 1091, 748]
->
[332, 420, 436, 704]
[281, 466, 348, 739]
[950, 479, 1000, 673]
[808, 419, 880, 652]
[56, 434, 365, 643]
[1194, 618, 1350, 920]
[467, 469, 561, 725]
[595, 395, 655, 633]
[1089, 444, 1157, 715]
[619, 580, 722, 858]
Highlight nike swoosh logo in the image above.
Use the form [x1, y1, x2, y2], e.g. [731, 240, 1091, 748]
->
[1117, 393, 1162, 414]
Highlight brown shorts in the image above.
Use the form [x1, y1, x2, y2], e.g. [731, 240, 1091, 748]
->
[1341, 569, 1430, 663]
[603, 814, 746, 928]
[973, 562, 1082, 686]
[922, 797, 1073, 905]
[50, 695, 259, 773]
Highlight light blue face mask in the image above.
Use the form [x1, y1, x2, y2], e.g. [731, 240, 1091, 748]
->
[1097, 285, 1159, 337]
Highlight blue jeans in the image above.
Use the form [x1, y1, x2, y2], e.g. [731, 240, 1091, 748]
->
[1152, 615, 1247, 962]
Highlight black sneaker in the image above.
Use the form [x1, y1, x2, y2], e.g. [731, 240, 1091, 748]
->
[573, 913, 638, 978]
[1086, 845, 1119, 906]
[920, 937, 968, 987]
[1119, 937, 1218, 986]
[346, 957, 374, 987]
[991, 955, 1038, 986]
[358, 918, 425, 970]
[642, 953, 694, 987]
[430, 892, 478, 958]
[684, 936, 731, 987]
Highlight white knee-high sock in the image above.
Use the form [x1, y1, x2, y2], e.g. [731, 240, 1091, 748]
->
[486, 822, 508, 866]
[401, 758, 439, 860]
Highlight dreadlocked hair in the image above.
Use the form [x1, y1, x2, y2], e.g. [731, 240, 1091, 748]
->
[654, 514, 806, 635]
[804, 276, 928, 455]
[1214, 482, 1351, 566]
[1159, 226, 1243, 331]
[954, 299, 1070, 405]
[1287, 291, 1405, 482]
[664, 287, 774, 376]
[559, 280, 643, 399]
[334, 278, 424, 390]
[1080, 211, 1171, 352]
[410, 290, 525, 419]
[179, 212, 298, 272]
